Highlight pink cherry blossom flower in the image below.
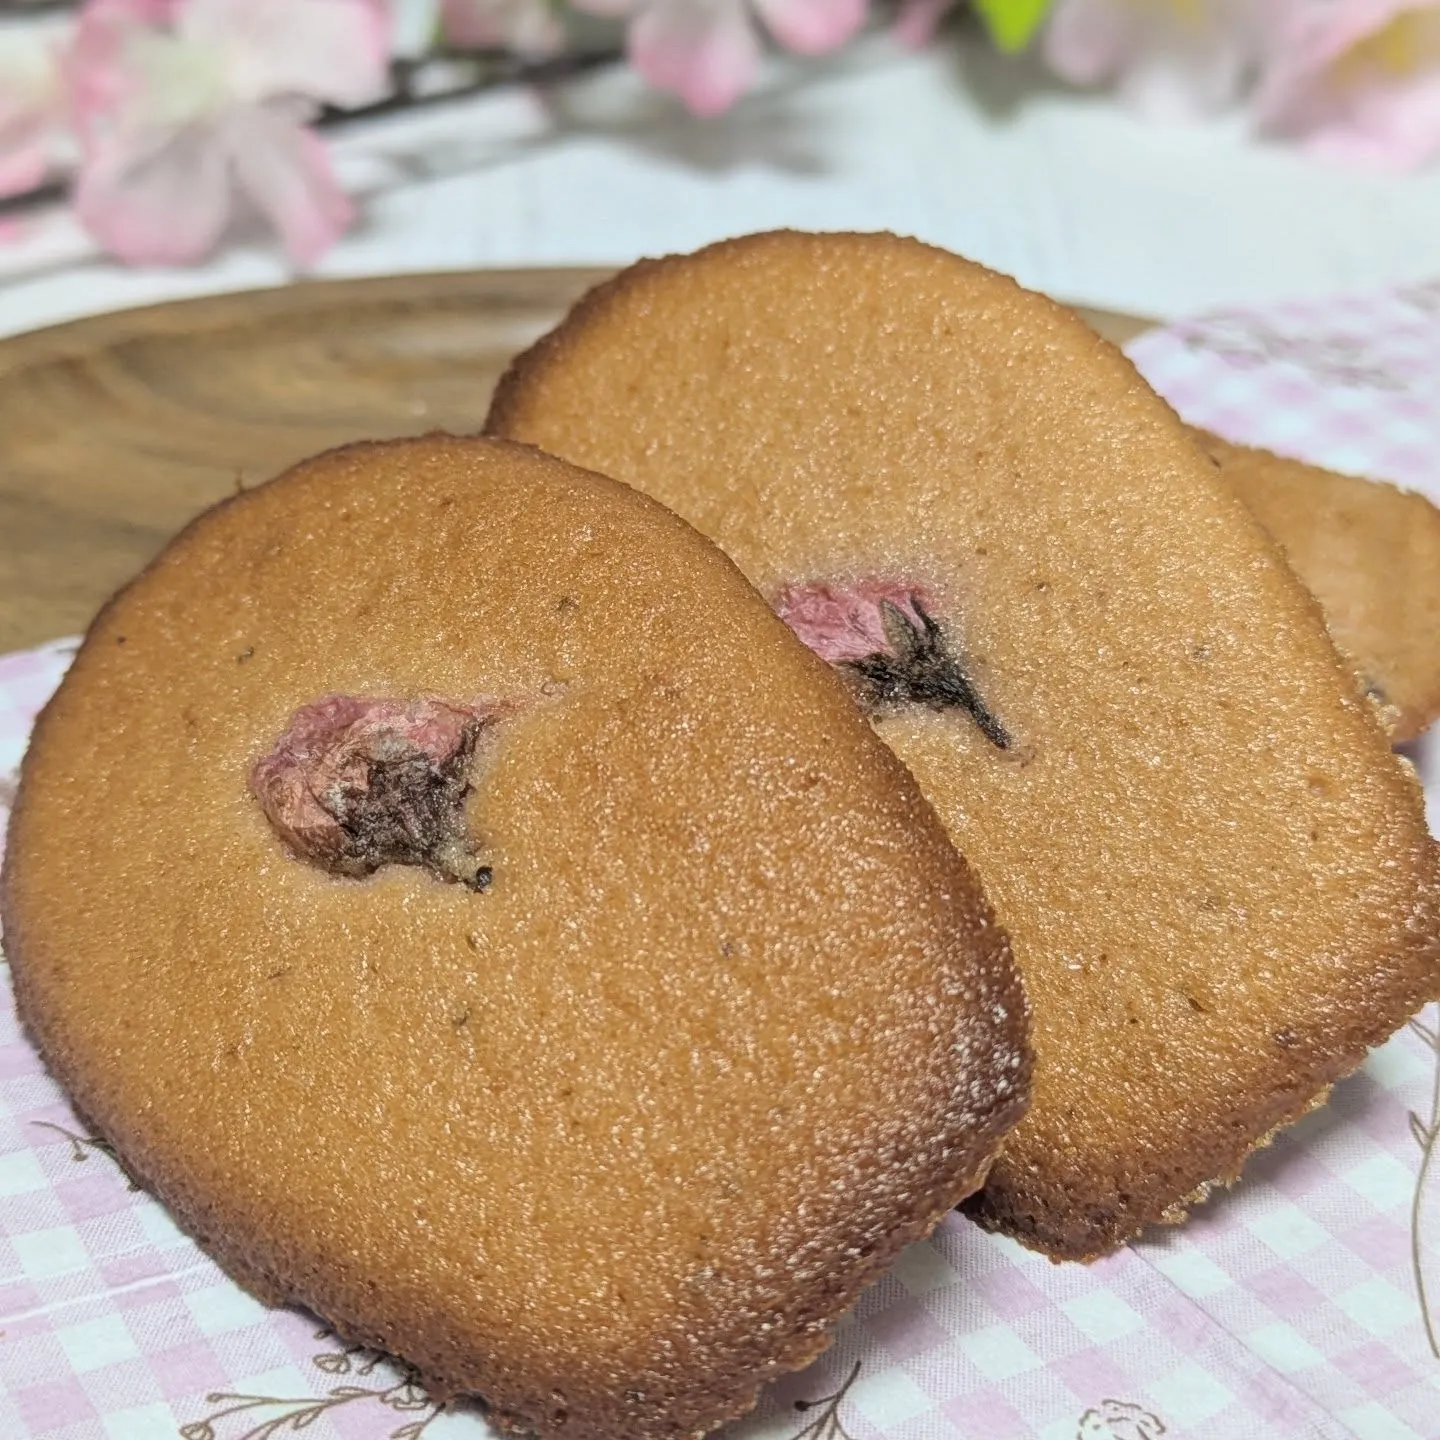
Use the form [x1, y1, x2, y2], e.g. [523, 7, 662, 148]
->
[773, 578, 935, 664]
[68, 0, 390, 267]
[574, 0, 867, 116]
[442, 0, 566, 58]
[252, 693, 500, 888]
[1041, 0, 1267, 121]
[0, 27, 68, 198]
[1255, 1, 1440, 171]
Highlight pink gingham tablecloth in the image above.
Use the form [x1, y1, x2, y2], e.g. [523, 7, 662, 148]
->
[1, 284, 1439, 1440]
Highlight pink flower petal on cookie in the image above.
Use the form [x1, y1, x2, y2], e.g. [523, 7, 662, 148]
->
[227, 105, 353, 266]
[252, 694, 481, 853]
[631, 0, 762, 114]
[774, 579, 933, 664]
[753, 0, 866, 55]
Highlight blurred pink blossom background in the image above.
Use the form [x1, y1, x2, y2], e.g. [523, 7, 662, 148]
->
[65, 0, 390, 265]
[1, 0, 1438, 268]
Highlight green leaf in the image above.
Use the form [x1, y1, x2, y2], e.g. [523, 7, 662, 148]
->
[972, 0, 1053, 54]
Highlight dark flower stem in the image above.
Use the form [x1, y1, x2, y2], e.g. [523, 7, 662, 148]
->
[843, 598, 1011, 749]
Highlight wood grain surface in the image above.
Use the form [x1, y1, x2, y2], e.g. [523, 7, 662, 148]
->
[0, 269, 1148, 652]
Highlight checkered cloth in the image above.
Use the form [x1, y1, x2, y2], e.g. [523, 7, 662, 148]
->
[3, 286, 1439, 1440]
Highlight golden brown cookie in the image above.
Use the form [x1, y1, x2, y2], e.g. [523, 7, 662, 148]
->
[1195, 429, 1440, 742]
[1, 436, 1030, 1438]
[487, 230, 1440, 1261]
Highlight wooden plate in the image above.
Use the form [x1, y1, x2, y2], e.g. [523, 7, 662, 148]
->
[0, 270, 1148, 653]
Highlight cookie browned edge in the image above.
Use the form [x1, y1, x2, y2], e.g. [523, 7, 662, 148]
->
[1193, 428, 1440, 744]
[482, 234, 1440, 1265]
[960, 947, 1440, 1265]
[0, 434, 1034, 1438]
[487, 233, 1107, 442]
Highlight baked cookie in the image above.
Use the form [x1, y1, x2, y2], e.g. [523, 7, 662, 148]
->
[1, 436, 1030, 1438]
[487, 231, 1440, 1260]
[1196, 430, 1440, 742]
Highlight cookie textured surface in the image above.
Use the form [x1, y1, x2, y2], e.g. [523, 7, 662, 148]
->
[1198, 430, 1440, 742]
[488, 231, 1440, 1260]
[1, 436, 1030, 1438]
